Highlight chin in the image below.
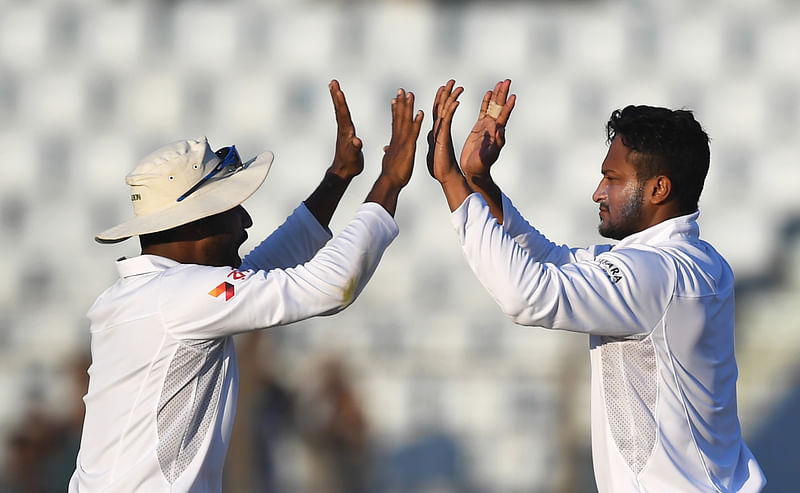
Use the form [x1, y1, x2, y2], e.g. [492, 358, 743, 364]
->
[598, 224, 623, 241]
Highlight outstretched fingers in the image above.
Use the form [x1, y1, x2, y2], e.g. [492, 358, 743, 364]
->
[441, 85, 463, 131]
[477, 79, 516, 127]
[427, 80, 464, 182]
[496, 93, 516, 127]
[383, 88, 423, 188]
[329, 79, 356, 131]
[391, 89, 423, 142]
[328, 80, 364, 179]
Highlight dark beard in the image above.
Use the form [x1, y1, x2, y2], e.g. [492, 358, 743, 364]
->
[598, 182, 645, 240]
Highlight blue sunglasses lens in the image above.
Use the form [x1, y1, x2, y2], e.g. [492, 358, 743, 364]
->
[215, 146, 241, 169]
[177, 145, 242, 202]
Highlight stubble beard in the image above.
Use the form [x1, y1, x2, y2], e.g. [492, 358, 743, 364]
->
[598, 182, 645, 241]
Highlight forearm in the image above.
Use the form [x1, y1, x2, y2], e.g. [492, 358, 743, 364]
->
[438, 172, 473, 212]
[303, 169, 354, 229]
[464, 171, 503, 223]
[364, 175, 404, 217]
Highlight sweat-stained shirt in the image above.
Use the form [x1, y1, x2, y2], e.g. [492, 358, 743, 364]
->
[69, 202, 397, 492]
[451, 192, 765, 493]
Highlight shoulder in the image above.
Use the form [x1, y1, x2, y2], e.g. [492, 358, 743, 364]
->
[596, 244, 677, 286]
[159, 264, 256, 298]
[660, 239, 734, 295]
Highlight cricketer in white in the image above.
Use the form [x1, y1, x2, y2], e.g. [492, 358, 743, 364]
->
[70, 81, 424, 492]
[427, 79, 765, 492]
[71, 204, 394, 491]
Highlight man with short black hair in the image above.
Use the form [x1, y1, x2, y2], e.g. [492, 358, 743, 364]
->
[427, 79, 765, 492]
[69, 81, 423, 492]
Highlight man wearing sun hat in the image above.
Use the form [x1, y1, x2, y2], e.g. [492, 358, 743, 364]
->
[69, 81, 424, 492]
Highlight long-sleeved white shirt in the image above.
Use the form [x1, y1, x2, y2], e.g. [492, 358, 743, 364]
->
[69, 202, 398, 492]
[451, 192, 765, 492]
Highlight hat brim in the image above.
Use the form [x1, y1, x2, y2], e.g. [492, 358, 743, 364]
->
[95, 150, 274, 244]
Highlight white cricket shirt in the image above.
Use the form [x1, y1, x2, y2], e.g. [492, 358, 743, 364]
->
[451, 193, 765, 492]
[69, 202, 398, 492]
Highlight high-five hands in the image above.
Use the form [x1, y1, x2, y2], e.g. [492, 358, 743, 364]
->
[427, 80, 464, 184]
[426, 80, 473, 211]
[460, 79, 516, 178]
[426, 79, 515, 218]
[329, 79, 365, 181]
[365, 88, 424, 216]
[381, 89, 424, 190]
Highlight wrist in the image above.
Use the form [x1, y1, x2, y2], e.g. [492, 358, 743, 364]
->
[435, 167, 465, 186]
[365, 175, 403, 217]
[326, 162, 360, 182]
[466, 170, 497, 190]
[463, 168, 492, 180]
[323, 168, 355, 187]
[374, 172, 406, 192]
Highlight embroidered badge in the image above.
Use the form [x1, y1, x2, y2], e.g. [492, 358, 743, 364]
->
[209, 282, 235, 301]
[597, 258, 623, 284]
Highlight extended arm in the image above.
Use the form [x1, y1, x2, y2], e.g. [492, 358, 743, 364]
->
[242, 80, 364, 271]
[452, 194, 669, 336]
[165, 86, 425, 339]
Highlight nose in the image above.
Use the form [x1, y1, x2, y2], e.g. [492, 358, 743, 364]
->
[592, 182, 605, 204]
[238, 206, 253, 229]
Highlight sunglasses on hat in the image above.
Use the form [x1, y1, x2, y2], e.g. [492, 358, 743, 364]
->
[177, 146, 242, 202]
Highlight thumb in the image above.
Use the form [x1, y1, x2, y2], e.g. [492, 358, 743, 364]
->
[496, 126, 506, 147]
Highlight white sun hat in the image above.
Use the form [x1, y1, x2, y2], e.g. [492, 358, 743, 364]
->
[95, 136, 273, 244]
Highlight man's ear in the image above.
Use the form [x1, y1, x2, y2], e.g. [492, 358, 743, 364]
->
[648, 175, 672, 205]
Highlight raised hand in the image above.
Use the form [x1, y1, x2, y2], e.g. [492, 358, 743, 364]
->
[364, 88, 424, 216]
[303, 80, 366, 228]
[329, 79, 364, 181]
[379, 88, 424, 189]
[460, 79, 516, 178]
[427, 80, 464, 184]
[426, 80, 474, 212]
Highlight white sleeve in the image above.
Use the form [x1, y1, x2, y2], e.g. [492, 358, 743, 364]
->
[161, 202, 398, 340]
[501, 192, 611, 263]
[240, 203, 332, 271]
[452, 193, 675, 337]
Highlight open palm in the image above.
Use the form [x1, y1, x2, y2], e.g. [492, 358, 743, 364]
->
[460, 80, 516, 177]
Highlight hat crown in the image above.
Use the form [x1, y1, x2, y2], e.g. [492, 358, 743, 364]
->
[125, 137, 220, 216]
[95, 137, 273, 244]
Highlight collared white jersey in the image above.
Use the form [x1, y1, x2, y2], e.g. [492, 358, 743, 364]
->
[69, 202, 398, 492]
[451, 192, 765, 492]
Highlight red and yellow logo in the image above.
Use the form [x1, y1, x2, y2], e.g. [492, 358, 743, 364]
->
[209, 282, 235, 301]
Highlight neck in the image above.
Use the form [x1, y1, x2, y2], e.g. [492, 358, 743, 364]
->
[141, 242, 203, 265]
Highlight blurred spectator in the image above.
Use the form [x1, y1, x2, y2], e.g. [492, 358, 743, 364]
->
[3, 354, 88, 493]
[225, 332, 301, 493]
[251, 360, 297, 493]
[300, 357, 372, 493]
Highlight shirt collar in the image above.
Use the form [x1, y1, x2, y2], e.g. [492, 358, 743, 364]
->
[116, 254, 182, 279]
[613, 210, 700, 248]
